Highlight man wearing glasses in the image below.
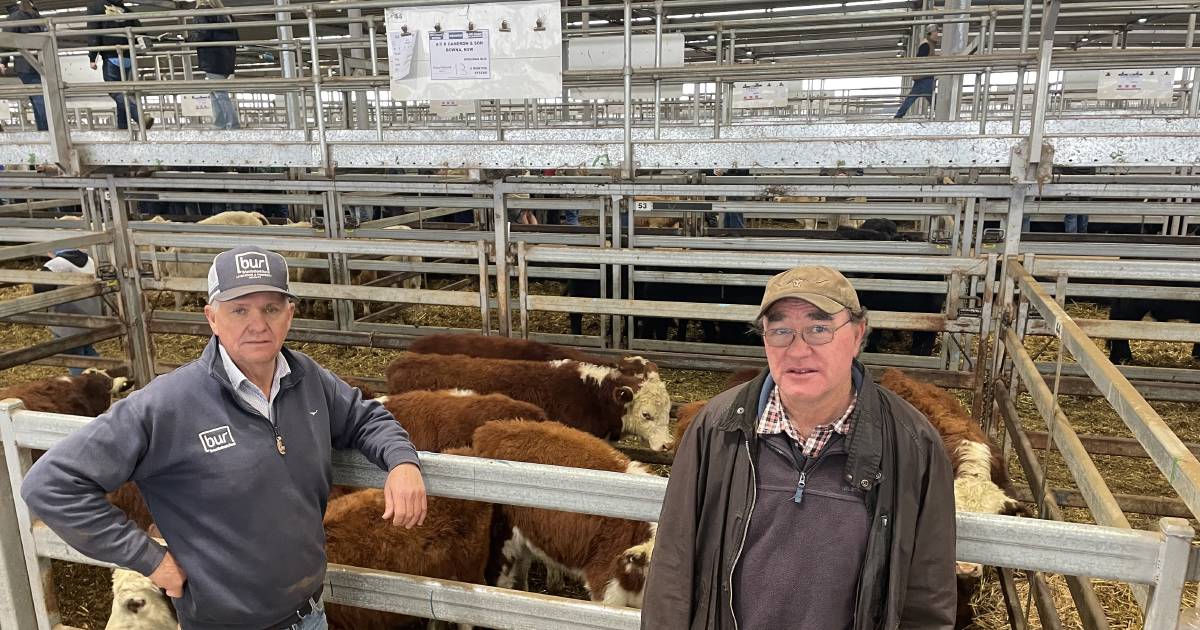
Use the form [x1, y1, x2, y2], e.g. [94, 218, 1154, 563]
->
[642, 266, 956, 630]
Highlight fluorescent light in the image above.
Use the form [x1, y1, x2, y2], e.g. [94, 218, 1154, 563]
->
[1136, 17, 1148, 23]
[1079, 37, 1089, 42]
[707, 34, 715, 40]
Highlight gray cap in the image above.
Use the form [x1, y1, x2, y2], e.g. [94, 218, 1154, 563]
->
[206, 246, 295, 303]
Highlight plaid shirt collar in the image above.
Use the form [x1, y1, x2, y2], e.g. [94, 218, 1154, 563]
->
[757, 385, 856, 457]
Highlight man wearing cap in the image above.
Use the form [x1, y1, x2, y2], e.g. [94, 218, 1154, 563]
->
[642, 266, 956, 630]
[23, 246, 426, 630]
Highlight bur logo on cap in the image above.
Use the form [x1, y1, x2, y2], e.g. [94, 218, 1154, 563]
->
[234, 252, 271, 279]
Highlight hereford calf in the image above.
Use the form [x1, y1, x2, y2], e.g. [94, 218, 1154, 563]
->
[105, 568, 176, 630]
[338, 375, 379, 400]
[324, 465, 490, 630]
[0, 368, 132, 417]
[878, 369, 1020, 629]
[408, 333, 659, 380]
[376, 389, 547, 452]
[672, 369, 761, 449]
[471, 420, 656, 608]
[385, 353, 672, 451]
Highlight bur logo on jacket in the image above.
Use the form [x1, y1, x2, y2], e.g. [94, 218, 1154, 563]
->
[198, 426, 237, 453]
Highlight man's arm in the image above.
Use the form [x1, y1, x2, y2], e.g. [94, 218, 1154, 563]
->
[20, 394, 166, 577]
[323, 367, 419, 472]
[898, 438, 957, 629]
[640, 405, 707, 629]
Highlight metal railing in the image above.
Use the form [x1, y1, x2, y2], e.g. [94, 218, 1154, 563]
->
[0, 400, 1195, 630]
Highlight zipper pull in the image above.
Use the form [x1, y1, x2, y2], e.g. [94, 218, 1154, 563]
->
[793, 471, 807, 505]
[275, 434, 286, 456]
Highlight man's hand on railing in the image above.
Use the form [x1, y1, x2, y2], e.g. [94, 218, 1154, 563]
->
[89, 61, 98, 70]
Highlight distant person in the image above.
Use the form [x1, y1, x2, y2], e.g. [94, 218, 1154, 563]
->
[1, 0, 48, 131]
[87, 0, 153, 130]
[189, 0, 240, 129]
[894, 27, 941, 119]
[33, 249, 103, 374]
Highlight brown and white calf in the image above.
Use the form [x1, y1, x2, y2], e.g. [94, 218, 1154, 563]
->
[376, 389, 547, 452]
[470, 420, 656, 608]
[323, 465, 490, 630]
[407, 333, 659, 380]
[879, 368, 1022, 628]
[0, 368, 132, 417]
[385, 353, 672, 451]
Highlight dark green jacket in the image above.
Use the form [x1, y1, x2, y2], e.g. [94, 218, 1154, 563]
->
[642, 364, 956, 630]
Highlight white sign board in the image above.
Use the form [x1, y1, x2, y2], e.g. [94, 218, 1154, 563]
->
[386, 0, 562, 101]
[58, 55, 117, 109]
[429, 30, 491, 80]
[1097, 69, 1175, 100]
[568, 33, 685, 100]
[180, 94, 212, 117]
[634, 200, 654, 212]
[733, 82, 789, 109]
[429, 99, 476, 117]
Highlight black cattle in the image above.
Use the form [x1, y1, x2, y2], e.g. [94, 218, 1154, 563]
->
[1107, 298, 1200, 365]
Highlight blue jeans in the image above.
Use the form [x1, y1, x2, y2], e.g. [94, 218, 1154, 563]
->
[895, 77, 935, 118]
[102, 59, 140, 129]
[291, 598, 327, 630]
[62, 344, 99, 376]
[18, 71, 48, 131]
[1064, 214, 1089, 233]
[723, 212, 746, 229]
[562, 209, 580, 226]
[206, 72, 240, 129]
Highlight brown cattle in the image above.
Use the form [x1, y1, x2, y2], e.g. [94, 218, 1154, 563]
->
[0, 368, 132, 417]
[672, 368, 760, 447]
[338, 376, 378, 400]
[324, 459, 492, 630]
[407, 333, 659, 380]
[385, 353, 672, 451]
[377, 389, 547, 453]
[471, 420, 655, 608]
[878, 369, 1021, 630]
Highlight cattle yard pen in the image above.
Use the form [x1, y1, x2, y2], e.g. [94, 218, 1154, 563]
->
[3, 0, 1200, 626]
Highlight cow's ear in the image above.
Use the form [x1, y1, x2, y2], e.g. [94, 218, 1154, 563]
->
[614, 386, 635, 403]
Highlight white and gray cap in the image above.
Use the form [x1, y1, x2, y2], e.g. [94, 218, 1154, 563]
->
[206, 246, 295, 303]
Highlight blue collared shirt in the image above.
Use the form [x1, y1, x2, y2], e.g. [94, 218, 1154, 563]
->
[217, 342, 290, 425]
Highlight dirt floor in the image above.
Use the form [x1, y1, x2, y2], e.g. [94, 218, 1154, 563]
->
[2, 274, 1198, 629]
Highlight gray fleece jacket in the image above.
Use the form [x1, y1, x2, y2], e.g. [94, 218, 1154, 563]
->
[21, 336, 421, 630]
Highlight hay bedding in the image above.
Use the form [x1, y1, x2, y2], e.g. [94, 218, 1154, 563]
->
[3, 287, 1199, 627]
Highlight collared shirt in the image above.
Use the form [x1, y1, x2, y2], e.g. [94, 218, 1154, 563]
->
[757, 385, 856, 457]
[218, 342, 290, 425]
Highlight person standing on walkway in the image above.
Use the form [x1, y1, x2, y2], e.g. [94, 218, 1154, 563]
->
[190, 0, 240, 129]
[2, 0, 49, 131]
[895, 27, 941, 119]
[87, 0, 154, 130]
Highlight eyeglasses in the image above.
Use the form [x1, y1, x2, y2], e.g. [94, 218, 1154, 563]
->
[761, 319, 854, 348]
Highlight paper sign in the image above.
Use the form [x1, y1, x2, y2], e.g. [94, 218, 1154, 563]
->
[385, 1, 561, 101]
[634, 200, 654, 211]
[1098, 69, 1175, 100]
[388, 29, 417, 79]
[733, 82, 788, 109]
[429, 30, 491, 80]
[180, 94, 212, 117]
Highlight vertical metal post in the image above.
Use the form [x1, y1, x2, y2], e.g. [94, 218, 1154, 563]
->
[106, 179, 156, 386]
[517, 241, 529, 339]
[1011, 0, 1034, 133]
[367, 18, 384, 140]
[1188, 9, 1199, 116]
[713, 24, 723, 137]
[347, 8, 369, 129]
[306, 9, 330, 174]
[36, 25, 79, 175]
[622, 0, 634, 180]
[1028, 0, 1060, 158]
[0, 404, 36, 630]
[653, 0, 663, 139]
[936, 0, 971, 121]
[1143, 518, 1193, 630]
[476, 240, 492, 335]
[492, 183, 511, 336]
[0, 400, 56, 630]
[275, 0, 301, 128]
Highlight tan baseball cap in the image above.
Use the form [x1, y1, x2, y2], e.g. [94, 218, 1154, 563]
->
[757, 266, 861, 319]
